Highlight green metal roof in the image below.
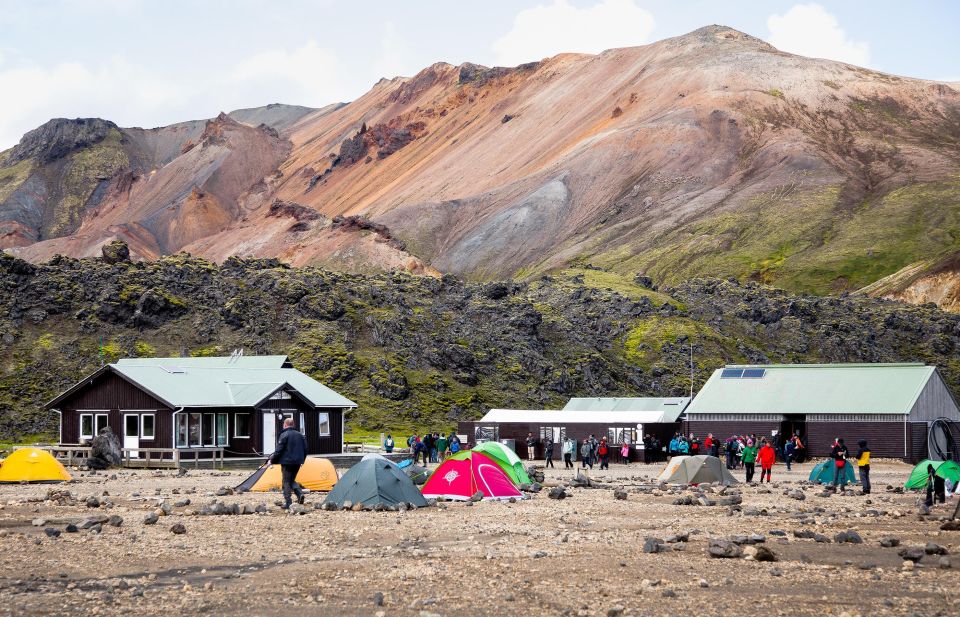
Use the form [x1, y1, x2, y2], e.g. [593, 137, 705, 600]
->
[686, 363, 934, 416]
[109, 362, 356, 408]
[116, 355, 292, 369]
[563, 397, 690, 419]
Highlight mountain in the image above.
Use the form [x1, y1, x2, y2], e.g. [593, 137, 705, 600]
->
[3, 250, 960, 439]
[2, 26, 959, 305]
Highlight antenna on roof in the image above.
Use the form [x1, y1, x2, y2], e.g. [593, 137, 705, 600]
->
[689, 339, 694, 400]
[228, 348, 245, 364]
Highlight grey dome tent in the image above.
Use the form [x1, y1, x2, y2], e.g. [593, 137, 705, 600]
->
[323, 457, 428, 508]
[657, 455, 738, 486]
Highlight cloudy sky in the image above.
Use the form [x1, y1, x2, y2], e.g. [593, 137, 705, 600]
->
[0, 0, 957, 149]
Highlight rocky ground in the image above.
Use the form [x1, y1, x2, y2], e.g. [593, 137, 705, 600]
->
[0, 460, 957, 616]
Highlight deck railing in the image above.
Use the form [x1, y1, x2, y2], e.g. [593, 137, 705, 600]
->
[14, 445, 224, 469]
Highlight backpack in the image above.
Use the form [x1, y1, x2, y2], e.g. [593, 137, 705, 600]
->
[598, 443, 608, 456]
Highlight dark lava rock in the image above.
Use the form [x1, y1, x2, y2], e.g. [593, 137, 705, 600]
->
[9, 117, 117, 164]
[643, 538, 667, 554]
[548, 487, 567, 500]
[170, 523, 187, 535]
[834, 530, 863, 544]
[43, 528, 61, 538]
[879, 537, 901, 548]
[614, 489, 627, 501]
[101, 240, 131, 264]
[142, 512, 159, 525]
[925, 542, 948, 555]
[754, 546, 777, 562]
[898, 547, 924, 562]
[708, 539, 742, 558]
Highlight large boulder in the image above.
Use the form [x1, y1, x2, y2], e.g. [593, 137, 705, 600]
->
[88, 427, 122, 468]
[101, 240, 131, 264]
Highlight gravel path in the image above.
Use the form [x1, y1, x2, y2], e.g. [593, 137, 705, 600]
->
[0, 461, 957, 616]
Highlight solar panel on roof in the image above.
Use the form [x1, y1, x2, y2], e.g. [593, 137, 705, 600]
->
[742, 368, 766, 378]
[721, 368, 744, 379]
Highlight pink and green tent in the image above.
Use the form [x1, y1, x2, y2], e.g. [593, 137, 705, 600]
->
[421, 451, 523, 501]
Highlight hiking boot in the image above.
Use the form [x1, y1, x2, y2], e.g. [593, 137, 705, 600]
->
[297, 494, 305, 505]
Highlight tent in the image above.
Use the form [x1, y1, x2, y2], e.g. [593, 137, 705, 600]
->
[237, 457, 338, 492]
[471, 441, 532, 485]
[401, 463, 431, 485]
[0, 448, 72, 483]
[809, 459, 858, 485]
[323, 457, 427, 508]
[397, 459, 414, 469]
[656, 455, 737, 486]
[362, 452, 399, 466]
[421, 451, 523, 501]
[904, 459, 960, 490]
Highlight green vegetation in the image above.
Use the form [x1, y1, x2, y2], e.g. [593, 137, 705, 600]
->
[47, 129, 129, 238]
[134, 341, 157, 357]
[555, 267, 679, 307]
[0, 158, 33, 203]
[765, 88, 785, 98]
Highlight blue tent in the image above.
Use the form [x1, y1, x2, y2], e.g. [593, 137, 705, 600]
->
[809, 459, 858, 485]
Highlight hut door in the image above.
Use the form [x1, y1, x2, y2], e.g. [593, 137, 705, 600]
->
[262, 413, 277, 456]
[123, 414, 140, 458]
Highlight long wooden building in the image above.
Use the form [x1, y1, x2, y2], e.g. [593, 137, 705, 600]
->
[457, 397, 688, 462]
[46, 355, 356, 458]
[684, 363, 960, 461]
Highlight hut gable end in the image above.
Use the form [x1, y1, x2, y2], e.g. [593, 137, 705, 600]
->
[909, 371, 960, 423]
[55, 369, 170, 411]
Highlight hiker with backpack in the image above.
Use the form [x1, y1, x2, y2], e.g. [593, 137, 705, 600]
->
[741, 438, 758, 483]
[543, 433, 555, 468]
[270, 417, 307, 510]
[856, 440, 871, 495]
[562, 437, 576, 468]
[757, 438, 776, 483]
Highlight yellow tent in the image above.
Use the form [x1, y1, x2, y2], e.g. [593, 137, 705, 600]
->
[0, 448, 72, 483]
[236, 457, 338, 492]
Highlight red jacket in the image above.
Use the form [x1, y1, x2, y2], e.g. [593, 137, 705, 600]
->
[758, 444, 776, 468]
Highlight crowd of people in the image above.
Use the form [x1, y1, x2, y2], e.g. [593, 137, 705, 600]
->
[389, 432, 462, 466]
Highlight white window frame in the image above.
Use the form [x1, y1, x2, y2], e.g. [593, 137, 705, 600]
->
[95, 413, 109, 435]
[234, 413, 251, 439]
[140, 413, 155, 440]
[175, 413, 188, 448]
[202, 413, 215, 447]
[318, 411, 331, 437]
[79, 413, 95, 440]
[216, 413, 228, 446]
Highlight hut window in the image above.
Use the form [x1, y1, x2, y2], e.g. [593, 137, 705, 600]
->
[299, 413, 306, 436]
[475, 426, 498, 441]
[141, 415, 155, 439]
[80, 414, 94, 440]
[234, 414, 250, 438]
[608, 427, 636, 444]
[216, 414, 228, 446]
[202, 414, 215, 446]
[176, 415, 188, 447]
[318, 412, 330, 436]
[540, 426, 565, 442]
[188, 413, 202, 447]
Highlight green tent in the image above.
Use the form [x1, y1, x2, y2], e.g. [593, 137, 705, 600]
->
[809, 459, 858, 485]
[323, 457, 427, 508]
[904, 459, 960, 490]
[459, 442, 532, 486]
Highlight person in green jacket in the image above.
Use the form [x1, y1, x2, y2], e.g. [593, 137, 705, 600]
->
[436, 434, 448, 461]
[741, 439, 758, 483]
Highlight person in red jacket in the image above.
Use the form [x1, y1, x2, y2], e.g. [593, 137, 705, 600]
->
[757, 438, 776, 483]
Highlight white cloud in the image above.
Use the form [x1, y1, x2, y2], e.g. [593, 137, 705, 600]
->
[227, 39, 343, 105]
[0, 57, 187, 149]
[492, 0, 655, 66]
[373, 21, 418, 80]
[767, 3, 870, 67]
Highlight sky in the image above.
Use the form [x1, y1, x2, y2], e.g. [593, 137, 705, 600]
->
[0, 0, 957, 150]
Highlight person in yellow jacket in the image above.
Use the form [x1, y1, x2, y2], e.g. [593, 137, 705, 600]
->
[856, 439, 871, 495]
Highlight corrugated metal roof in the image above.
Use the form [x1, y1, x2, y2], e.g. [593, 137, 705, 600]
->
[109, 361, 356, 408]
[116, 355, 291, 369]
[686, 363, 934, 416]
[563, 397, 690, 416]
[479, 406, 683, 424]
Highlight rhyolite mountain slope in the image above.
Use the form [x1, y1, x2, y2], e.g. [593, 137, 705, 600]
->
[3, 249, 960, 440]
[3, 26, 960, 305]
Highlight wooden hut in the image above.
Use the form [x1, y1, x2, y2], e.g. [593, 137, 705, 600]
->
[46, 355, 356, 459]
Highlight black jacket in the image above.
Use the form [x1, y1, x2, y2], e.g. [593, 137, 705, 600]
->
[271, 427, 307, 465]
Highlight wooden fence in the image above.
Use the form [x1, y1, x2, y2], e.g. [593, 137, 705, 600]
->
[14, 445, 224, 469]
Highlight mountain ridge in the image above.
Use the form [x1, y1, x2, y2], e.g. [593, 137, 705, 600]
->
[2, 26, 959, 306]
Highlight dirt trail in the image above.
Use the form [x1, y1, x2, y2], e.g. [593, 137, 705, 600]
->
[0, 462, 957, 616]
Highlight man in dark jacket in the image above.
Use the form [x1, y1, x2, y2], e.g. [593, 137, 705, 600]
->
[271, 418, 308, 509]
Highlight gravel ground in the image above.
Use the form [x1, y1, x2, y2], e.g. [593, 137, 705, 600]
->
[0, 460, 957, 616]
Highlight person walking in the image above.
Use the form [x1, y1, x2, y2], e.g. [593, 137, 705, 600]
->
[270, 417, 307, 510]
[436, 433, 448, 461]
[783, 436, 795, 471]
[856, 439, 871, 495]
[757, 438, 775, 483]
[525, 433, 537, 461]
[830, 438, 850, 491]
[562, 437, 575, 468]
[543, 433, 555, 468]
[620, 441, 630, 465]
[383, 433, 395, 453]
[580, 439, 593, 469]
[741, 438, 758, 483]
[597, 436, 610, 470]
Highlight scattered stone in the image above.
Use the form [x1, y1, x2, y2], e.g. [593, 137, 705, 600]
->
[898, 548, 924, 562]
[107, 515, 123, 527]
[43, 528, 61, 538]
[708, 539, 742, 558]
[469, 491, 483, 502]
[834, 530, 863, 544]
[170, 523, 187, 535]
[939, 556, 952, 569]
[548, 487, 567, 500]
[143, 512, 159, 525]
[64, 523, 78, 533]
[643, 538, 667, 554]
[925, 542, 948, 555]
[754, 546, 777, 562]
[879, 537, 900, 548]
[613, 489, 627, 501]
